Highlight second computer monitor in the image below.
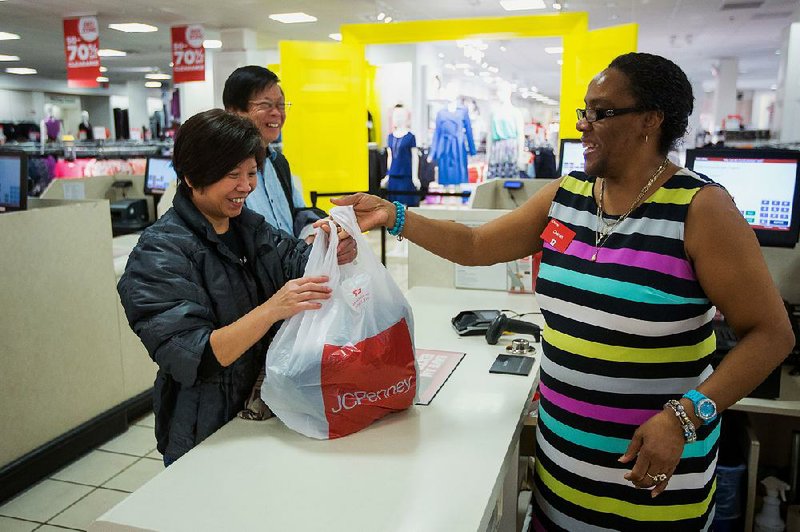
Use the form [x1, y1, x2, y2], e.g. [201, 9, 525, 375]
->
[0, 151, 28, 213]
[144, 156, 177, 195]
[685, 148, 800, 248]
[558, 138, 585, 176]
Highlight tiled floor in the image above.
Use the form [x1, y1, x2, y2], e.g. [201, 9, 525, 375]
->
[0, 413, 161, 531]
[0, 230, 409, 531]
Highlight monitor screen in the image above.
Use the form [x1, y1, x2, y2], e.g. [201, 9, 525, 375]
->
[686, 148, 800, 248]
[144, 156, 177, 195]
[0, 151, 27, 212]
[558, 138, 585, 176]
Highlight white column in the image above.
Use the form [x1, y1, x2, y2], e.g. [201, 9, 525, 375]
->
[125, 80, 148, 138]
[774, 22, 800, 143]
[177, 55, 215, 121]
[212, 28, 278, 109]
[710, 57, 738, 132]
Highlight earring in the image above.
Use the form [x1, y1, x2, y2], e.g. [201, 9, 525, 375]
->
[645, 134, 649, 144]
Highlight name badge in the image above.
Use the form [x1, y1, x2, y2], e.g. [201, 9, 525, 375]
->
[540, 218, 575, 253]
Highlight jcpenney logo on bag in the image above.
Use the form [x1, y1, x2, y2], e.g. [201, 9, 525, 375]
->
[341, 273, 370, 311]
[321, 318, 416, 438]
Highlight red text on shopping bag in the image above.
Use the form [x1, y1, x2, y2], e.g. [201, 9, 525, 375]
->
[321, 318, 416, 439]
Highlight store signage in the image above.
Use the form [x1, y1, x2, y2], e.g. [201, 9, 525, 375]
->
[63, 17, 100, 88]
[171, 25, 205, 83]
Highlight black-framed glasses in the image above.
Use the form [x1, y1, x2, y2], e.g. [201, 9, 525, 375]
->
[249, 100, 292, 113]
[576, 107, 645, 123]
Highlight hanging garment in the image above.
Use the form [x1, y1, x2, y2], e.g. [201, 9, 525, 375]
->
[386, 132, 419, 207]
[430, 106, 476, 186]
[488, 104, 522, 179]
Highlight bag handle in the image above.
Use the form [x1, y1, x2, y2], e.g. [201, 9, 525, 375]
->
[329, 206, 380, 268]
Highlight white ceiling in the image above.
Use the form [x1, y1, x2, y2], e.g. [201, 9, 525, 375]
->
[0, 0, 798, 100]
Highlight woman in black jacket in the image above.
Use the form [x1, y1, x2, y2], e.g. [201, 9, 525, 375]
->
[118, 109, 355, 465]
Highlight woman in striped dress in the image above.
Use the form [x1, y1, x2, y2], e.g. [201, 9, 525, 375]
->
[333, 52, 793, 530]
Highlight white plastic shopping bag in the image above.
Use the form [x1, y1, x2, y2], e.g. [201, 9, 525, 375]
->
[262, 206, 416, 439]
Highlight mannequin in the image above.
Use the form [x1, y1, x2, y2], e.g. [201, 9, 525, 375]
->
[429, 84, 476, 186]
[486, 83, 526, 179]
[41, 103, 62, 143]
[78, 110, 94, 141]
[382, 104, 420, 207]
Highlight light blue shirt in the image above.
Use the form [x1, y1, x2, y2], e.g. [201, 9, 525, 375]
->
[245, 153, 307, 236]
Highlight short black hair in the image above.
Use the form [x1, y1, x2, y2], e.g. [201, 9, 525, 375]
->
[608, 52, 694, 154]
[222, 65, 280, 112]
[173, 109, 265, 197]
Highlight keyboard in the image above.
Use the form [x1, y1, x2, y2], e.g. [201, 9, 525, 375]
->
[713, 319, 738, 353]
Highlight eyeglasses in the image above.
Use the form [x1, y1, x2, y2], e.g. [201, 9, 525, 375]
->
[249, 100, 292, 113]
[576, 107, 645, 123]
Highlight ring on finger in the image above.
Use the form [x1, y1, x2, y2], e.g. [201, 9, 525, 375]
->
[646, 472, 668, 483]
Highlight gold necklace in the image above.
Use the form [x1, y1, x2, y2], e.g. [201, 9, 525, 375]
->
[592, 158, 670, 262]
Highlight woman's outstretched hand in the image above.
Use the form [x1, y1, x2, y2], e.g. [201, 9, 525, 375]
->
[330, 193, 393, 232]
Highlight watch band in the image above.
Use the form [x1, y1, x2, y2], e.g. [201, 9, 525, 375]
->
[682, 389, 718, 425]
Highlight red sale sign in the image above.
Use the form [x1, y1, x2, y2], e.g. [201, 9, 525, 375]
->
[63, 17, 100, 88]
[171, 25, 205, 83]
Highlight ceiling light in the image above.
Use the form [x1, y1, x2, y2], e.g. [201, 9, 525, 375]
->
[775, 50, 781, 55]
[98, 49, 127, 57]
[203, 39, 222, 49]
[6, 67, 36, 75]
[545, 46, 563, 54]
[96, 76, 109, 82]
[771, 84, 778, 90]
[481, 62, 488, 68]
[377, 12, 386, 21]
[0, 54, 19, 61]
[0, 32, 21, 40]
[438, 53, 445, 58]
[500, 0, 546, 11]
[445, 63, 456, 70]
[146, 73, 171, 80]
[145, 81, 162, 88]
[109, 23, 157, 33]
[499, 46, 507, 52]
[328, 33, 342, 41]
[384, 17, 393, 23]
[488, 66, 499, 73]
[99, 66, 107, 72]
[268, 12, 317, 24]
[557, 59, 564, 65]
[552, 2, 562, 9]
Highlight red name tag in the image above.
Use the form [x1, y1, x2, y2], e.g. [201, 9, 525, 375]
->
[540, 218, 576, 253]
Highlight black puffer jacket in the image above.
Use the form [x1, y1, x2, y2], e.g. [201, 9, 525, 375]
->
[118, 192, 310, 459]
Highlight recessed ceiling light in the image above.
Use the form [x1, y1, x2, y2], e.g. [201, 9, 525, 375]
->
[109, 23, 157, 33]
[438, 53, 445, 58]
[545, 46, 563, 54]
[775, 49, 781, 55]
[0, 54, 20, 61]
[6, 67, 36, 75]
[96, 76, 109, 82]
[329, 33, 342, 41]
[500, 46, 507, 52]
[488, 66, 499, 73]
[771, 84, 778, 90]
[0, 32, 20, 40]
[553, 2, 562, 9]
[145, 81, 162, 88]
[499, 0, 546, 11]
[377, 12, 386, 21]
[203, 39, 222, 49]
[146, 73, 171, 80]
[384, 16, 393, 23]
[268, 12, 317, 24]
[98, 49, 127, 57]
[99, 66, 107, 72]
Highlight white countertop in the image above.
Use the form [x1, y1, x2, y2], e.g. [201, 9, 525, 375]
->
[92, 287, 541, 532]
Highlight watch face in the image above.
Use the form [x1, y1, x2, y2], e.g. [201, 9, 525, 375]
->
[697, 398, 717, 420]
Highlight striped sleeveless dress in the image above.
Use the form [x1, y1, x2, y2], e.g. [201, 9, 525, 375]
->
[531, 169, 720, 531]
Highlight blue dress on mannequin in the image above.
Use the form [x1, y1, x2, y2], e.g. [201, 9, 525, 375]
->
[430, 106, 476, 185]
[386, 131, 419, 207]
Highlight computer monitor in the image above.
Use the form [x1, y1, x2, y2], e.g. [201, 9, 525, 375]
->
[0, 151, 27, 213]
[685, 148, 800, 248]
[144, 156, 177, 195]
[558, 138, 584, 176]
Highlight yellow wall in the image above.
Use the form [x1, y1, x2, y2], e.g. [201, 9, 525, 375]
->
[279, 14, 637, 200]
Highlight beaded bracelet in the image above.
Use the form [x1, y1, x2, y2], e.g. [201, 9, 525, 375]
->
[386, 201, 406, 240]
[664, 399, 697, 443]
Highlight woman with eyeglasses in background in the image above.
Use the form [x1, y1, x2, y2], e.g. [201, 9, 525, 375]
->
[331, 52, 793, 530]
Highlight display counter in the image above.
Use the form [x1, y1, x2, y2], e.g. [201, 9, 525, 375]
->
[92, 287, 541, 532]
